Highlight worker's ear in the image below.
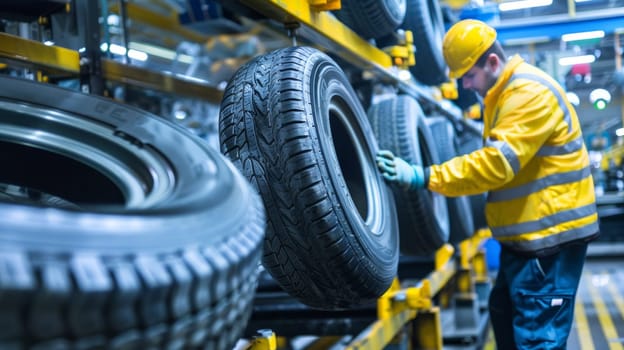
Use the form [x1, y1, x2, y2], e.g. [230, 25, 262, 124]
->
[487, 54, 503, 75]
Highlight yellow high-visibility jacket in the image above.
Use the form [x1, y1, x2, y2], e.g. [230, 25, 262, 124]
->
[427, 55, 599, 256]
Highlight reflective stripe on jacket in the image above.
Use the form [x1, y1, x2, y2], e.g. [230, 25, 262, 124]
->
[427, 55, 599, 255]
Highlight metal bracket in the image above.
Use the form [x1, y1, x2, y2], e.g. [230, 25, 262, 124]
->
[244, 329, 277, 350]
[440, 80, 459, 100]
[76, 0, 104, 95]
[308, 0, 341, 11]
[347, 244, 456, 349]
[383, 30, 416, 69]
[284, 22, 300, 47]
[346, 279, 442, 349]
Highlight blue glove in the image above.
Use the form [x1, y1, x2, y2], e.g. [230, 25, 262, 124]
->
[376, 150, 425, 190]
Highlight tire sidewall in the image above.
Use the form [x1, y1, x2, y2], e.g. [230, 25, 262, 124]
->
[308, 54, 398, 268]
[0, 76, 253, 252]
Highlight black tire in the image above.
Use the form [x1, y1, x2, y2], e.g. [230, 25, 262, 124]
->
[407, 0, 447, 85]
[425, 116, 475, 244]
[0, 76, 265, 349]
[378, 0, 448, 85]
[334, 0, 406, 39]
[219, 46, 399, 310]
[368, 95, 449, 255]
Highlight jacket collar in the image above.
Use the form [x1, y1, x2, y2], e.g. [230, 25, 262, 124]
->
[483, 54, 525, 106]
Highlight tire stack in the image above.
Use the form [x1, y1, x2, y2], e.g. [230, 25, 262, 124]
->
[367, 95, 451, 255]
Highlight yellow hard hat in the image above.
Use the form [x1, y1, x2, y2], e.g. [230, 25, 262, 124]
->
[443, 19, 497, 79]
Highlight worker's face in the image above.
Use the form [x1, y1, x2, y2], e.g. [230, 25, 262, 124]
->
[460, 54, 501, 98]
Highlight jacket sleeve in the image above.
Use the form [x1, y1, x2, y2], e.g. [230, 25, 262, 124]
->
[427, 82, 560, 197]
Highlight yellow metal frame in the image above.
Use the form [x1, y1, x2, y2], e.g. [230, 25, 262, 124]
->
[344, 243, 456, 349]
[236, 0, 393, 70]
[345, 232, 491, 349]
[245, 233, 491, 349]
[113, 0, 415, 79]
[0, 32, 80, 73]
[0, 32, 223, 103]
[600, 142, 624, 170]
[102, 60, 223, 103]
[243, 329, 278, 350]
[456, 229, 491, 293]
[383, 30, 416, 70]
[308, 0, 342, 11]
[234, 0, 443, 114]
[108, 2, 208, 43]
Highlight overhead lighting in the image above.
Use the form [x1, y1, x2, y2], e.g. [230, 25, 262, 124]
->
[503, 36, 550, 46]
[107, 14, 120, 26]
[499, 0, 552, 12]
[616, 128, 624, 137]
[566, 92, 580, 106]
[561, 30, 604, 42]
[127, 49, 148, 61]
[589, 88, 611, 110]
[558, 54, 595, 66]
[128, 42, 194, 64]
[100, 43, 148, 62]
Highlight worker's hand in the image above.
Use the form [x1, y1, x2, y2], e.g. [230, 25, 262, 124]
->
[375, 150, 425, 190]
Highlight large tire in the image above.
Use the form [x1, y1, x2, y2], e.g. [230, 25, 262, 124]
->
[425, 116, 475, 244]
[368, 95, 449, 255]
[0, 76, 265, 349]
[219, 46, 399, 310]
[406, 0, 447, 85]
[379, 0, 448, 85]
[334, 0, 406, 39]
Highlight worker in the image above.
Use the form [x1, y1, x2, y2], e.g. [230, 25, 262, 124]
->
[376, 19, 599, 349]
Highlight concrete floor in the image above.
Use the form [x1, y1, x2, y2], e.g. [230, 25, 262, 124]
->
[568, 255, 624, 350]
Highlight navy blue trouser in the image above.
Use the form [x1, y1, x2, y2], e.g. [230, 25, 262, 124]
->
[489, 242, 588, 349]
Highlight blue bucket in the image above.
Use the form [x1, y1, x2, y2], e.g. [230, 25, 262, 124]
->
[483, 238, 501, 271]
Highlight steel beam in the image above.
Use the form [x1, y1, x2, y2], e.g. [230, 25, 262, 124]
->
[495, 11, 624, 44]
[235, 0, 393, 70]
[0, 32, 80, 73]
[0, 32, 223, 103]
